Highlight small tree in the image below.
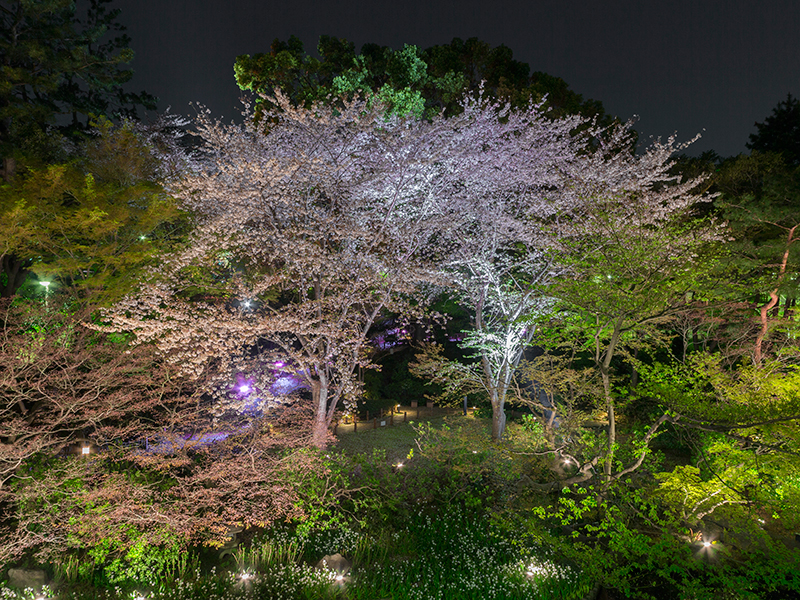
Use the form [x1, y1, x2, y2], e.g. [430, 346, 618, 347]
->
[547, 151, 718, 485]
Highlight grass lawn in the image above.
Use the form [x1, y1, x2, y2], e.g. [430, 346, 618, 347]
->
[332, 406, 480, 463]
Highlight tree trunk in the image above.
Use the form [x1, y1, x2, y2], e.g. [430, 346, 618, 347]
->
[1, 254, 30, 298]
[1, 157, 15, 182]
[601, 366, 615, 485]
[490, 393, 506, 441]
[310, 374, 329, 449]
[754, 224, 797, 366]
[754, 289, 779, 366]
[596, 318, 623, 488]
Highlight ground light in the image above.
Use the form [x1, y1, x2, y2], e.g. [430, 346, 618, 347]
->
[695, 536, 719, 562]
[81, 445, 91, 455]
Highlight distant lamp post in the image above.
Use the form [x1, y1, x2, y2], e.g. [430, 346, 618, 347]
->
[39, 281, 51, 306]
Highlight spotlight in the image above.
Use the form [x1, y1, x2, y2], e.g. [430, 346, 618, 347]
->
[81, 445, 91, 455]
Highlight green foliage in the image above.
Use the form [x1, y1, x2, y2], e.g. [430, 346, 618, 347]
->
[231, 531, 302, 573]
[363, 353, 438, 411]
[347, 507, 590, 600]
[235, 37, 433, 121]
[0, 119, 187, 302]
[234, 35, 611, 125]
[408, 343, 486, 406]
[527, 484, 800, 599]
[711, 151, 800, 364]
[86, 531, 186, 587]
[638, 357, 800, 529]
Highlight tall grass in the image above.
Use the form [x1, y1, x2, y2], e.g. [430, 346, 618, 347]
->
[231, 536, 303, 573]
[3, 512, 590, 600]
[346, 507, 592, 600]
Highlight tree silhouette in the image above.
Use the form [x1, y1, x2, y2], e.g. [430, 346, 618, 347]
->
[747, 93, 800, 167]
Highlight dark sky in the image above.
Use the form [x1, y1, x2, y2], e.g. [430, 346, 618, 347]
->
[115, 0, 799, 158]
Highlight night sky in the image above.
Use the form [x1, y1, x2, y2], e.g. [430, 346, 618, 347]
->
[115, 0, 799, 158]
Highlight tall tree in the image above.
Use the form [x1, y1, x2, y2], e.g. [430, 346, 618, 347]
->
[747, 93, 800, 167]
[0, 115, 188, 302]
[714, 151, 800, 365]
[548, 150, 718, 485]
[234, 36, 611, 124]
[0, 0, 156, 168]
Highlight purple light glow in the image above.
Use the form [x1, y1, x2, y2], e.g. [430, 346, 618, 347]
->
[238, 384, 251, 394]
[273, 361, 285, 368]
[270, 375, 304, 395]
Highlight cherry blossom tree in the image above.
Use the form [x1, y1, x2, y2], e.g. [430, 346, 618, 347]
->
[416, 124, 716, 443]
[105, 92, 604, 447]
[0, 299, 196, 493]
[0, 296, 330, 563]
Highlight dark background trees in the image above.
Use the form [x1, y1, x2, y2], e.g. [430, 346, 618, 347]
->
[0, 0, 156, 166]
[234, 35, 612, 125]
[0, 0, 170, 302]
[747, 93, 800, 167]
